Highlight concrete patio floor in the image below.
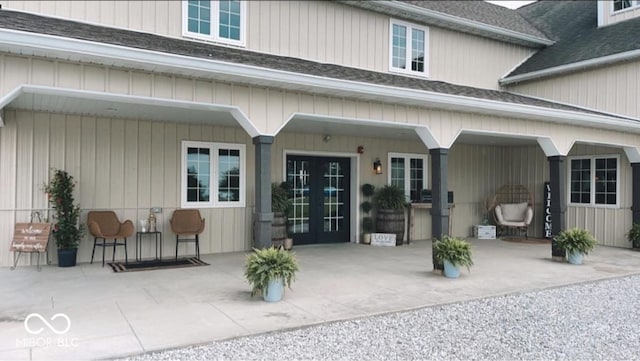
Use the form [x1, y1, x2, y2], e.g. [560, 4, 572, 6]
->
[1, 238, 639, 360]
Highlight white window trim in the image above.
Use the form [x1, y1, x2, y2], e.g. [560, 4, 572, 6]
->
[181, 140, 246, 208]
[611, 0, 639, 13]
[182, 0, 247, 47]
[567, 154, 620, 208]
[388, 152, 428, 202]
[388, 19, 429, 78]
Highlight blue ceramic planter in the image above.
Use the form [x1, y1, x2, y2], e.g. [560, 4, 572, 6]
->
[567, 251, 584, 265]
[263, 277, 284, 302]
[443, 260, 460, 278]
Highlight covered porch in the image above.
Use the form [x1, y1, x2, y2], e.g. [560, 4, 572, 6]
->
[2, 239, 640, 360]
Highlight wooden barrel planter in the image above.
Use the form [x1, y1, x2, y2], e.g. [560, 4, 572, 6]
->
[272, 212, 288, 244]
[376, 209, 405, 246]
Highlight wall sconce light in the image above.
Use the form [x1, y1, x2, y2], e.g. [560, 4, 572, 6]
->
[373, 158, 383, 175]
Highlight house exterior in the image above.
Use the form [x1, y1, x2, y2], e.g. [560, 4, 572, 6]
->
[1, 0, 639, 267]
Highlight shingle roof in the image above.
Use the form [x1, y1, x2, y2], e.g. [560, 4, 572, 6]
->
[508, 0, 640, 77]
[0, 9, 627, 120]
[401, 0, 548, 39]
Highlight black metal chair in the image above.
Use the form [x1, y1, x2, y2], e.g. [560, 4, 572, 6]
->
[170, 209, 205, 260]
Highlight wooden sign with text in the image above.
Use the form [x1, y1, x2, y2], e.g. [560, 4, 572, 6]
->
[11, 223, 51, 253]
[371, 233, 396, 247]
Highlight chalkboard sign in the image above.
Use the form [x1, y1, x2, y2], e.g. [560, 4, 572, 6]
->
[11, 223, 51, 253]
[371, 233, 396, 247]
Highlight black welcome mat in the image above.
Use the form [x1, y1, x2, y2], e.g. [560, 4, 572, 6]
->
[108, 257, 209, 273]
[501, 237, 551, 244]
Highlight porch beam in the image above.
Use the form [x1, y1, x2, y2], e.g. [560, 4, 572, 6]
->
[430, 148, 449, 270]
[253, 135, 274, 249]
[548, 155, 566, 261]
[632, 163, 640, 225]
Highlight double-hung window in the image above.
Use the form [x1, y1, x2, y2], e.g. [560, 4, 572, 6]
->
[389, 19, 429, 77]
[183, 0, 246, 46]
[568, 155, 619, 207]
[388, 153, 427, 202]
[181, 141, 246, 208]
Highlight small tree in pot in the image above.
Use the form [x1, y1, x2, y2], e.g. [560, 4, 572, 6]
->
[43, 169, 82, 267]
[374, 185, 406, 246]
[360, 183, 375, 244]
[272, 182, 293, 249]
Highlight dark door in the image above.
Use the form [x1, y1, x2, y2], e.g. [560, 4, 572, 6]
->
[286, 156, 350, 245]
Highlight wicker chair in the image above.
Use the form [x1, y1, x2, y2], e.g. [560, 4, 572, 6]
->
[87, 211, 134, 266]
[170, 209, 205, 260]
[489, 185, 534, 238]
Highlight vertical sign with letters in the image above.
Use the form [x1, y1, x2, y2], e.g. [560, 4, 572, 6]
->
[544, 182, 552, 239]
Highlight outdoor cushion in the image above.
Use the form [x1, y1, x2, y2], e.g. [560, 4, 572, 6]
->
[500, 202, 528, 222]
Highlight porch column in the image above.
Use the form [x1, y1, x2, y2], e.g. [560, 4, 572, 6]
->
[253, 135, 274, 249]
[632, 163, 640, 225]
[430, 148, 449, 270]
[548, 155, 566, 261]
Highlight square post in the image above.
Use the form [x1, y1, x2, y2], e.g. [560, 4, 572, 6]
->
[430, 148, 449, 270]
[253, 135, 274, 249]
[631, 163, 640, 225]
[548, 155, 566, 261]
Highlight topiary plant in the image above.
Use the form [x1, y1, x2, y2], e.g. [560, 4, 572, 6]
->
[43, 169, 82, 250]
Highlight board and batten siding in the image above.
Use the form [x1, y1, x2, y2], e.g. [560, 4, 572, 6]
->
[566, 144, 633, 248]
[1, 1, 532, 90]
[0, 109, 253, 266]
[507, 59, 640, 119]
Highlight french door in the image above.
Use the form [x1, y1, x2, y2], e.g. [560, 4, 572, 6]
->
[286, 156, 350, 245]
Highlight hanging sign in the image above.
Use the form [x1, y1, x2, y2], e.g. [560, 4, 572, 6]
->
[544, 182, 552, 239]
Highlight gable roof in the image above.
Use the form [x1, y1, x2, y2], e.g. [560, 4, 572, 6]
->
[504, 0, 640, 82]
[0, 8, 632, 125]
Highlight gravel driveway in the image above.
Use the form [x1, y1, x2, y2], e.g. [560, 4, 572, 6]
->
[121, 275, 640, 361]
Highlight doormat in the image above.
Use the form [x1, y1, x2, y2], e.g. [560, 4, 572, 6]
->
[107, 257, 209, 273]
[501, 237, 551, 244]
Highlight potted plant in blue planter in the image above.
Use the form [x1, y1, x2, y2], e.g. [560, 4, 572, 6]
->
[433, 236, 473, 278]
[245, 246, 299, 302]
[44, 169, 82, 267]
[554, 228, 597, 265]
[627, 223, 640, 249]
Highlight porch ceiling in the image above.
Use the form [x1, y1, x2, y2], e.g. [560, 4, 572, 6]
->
[0, 85, 241, 128]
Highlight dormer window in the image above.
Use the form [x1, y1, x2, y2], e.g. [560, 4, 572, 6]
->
[613, 0, 634, 12]
[389, 19, 429, 77]
[183, 0, 246, 47]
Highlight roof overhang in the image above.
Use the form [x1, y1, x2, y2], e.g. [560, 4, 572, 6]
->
[0, 29, 638, 136]
[340, 0, 554, 47]
[0, 84, 261, 137]
[501, 49, 640, 85]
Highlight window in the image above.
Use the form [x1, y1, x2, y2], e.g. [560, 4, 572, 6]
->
[388, 153, 427, 202]
[181, 141, 246, 208]
[389, 19, 429, 76]
[613, 0, 634, 11]
[568, 155, 619, 207]
[183, 0, 246, 46]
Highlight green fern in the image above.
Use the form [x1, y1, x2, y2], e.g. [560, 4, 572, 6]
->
[245, 247, 299, 297]
[554, 228, 597, 255]
[433, 236, 474, 271]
